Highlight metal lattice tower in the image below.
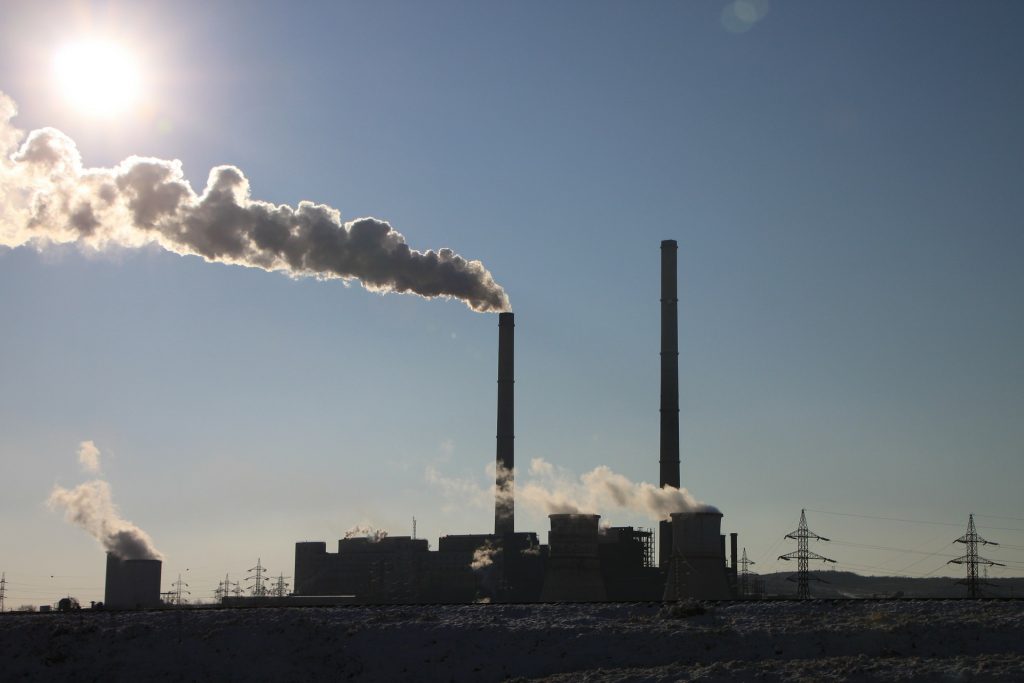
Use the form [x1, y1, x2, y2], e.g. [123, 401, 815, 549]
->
[270, 573, 291, 598]
[738, 548, 755, 598]
[170, 574, 190, 606]
[948, 514, 1003, 598]
[0, 572, 6, 612]
[779, 509, 835, 599]
[246, 558, 269, 597]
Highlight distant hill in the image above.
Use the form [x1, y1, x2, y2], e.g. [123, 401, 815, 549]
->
[756, 570, 1024, 599]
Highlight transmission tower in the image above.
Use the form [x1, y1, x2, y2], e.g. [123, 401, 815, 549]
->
[779, 509, 835, 599]
[170, 574, 190, 606]
[948, 514, 1003, 598]
[0, 572, 6, 612]
[270, 573, 291, 598]
[246, 558, 269, 597]
[738, 548, 755, 598]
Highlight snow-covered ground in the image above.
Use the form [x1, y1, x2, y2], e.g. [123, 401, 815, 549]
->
[2, 600, 1023, 681]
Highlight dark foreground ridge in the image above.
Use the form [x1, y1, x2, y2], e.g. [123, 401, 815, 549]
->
[2, 600, 1023, 681]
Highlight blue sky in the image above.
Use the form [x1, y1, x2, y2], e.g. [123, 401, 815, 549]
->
[1, 1, 1022, 605]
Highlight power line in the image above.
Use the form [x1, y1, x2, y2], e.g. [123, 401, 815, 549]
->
[807, 508, 1024, 533]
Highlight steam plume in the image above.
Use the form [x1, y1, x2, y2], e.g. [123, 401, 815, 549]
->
[512, 459, 718, 519]
[0, 91, 509, 312]
[343, 524, 388, 543]
[77, 440, 101, 473]
[48, 479, 162, 560]
[430, 458, 716, 524]
[470, 542, 500, 571]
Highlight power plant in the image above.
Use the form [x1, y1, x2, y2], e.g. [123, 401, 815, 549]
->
[291, 240, 741, 603]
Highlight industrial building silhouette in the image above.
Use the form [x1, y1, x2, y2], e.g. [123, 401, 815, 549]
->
[291, 241, 741, 603]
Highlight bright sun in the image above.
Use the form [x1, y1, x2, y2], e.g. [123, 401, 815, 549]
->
[53, 41, 142, 117]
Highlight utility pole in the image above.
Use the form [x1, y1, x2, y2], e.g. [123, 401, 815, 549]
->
[779, 509, 835, 599]
[948, 514, 1003, 598]
[246, 558, 268, 597]
[738, 548, 755, 598]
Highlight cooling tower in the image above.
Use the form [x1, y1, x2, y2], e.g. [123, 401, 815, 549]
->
[540, 514, 607, 602]
[659, 239, 680, 566]
[104, 553, 162, 609]
[663, 511, 733, 600]
[495, 312, 515, 535]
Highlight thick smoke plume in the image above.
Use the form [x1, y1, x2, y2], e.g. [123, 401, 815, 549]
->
[0, 91, 509, 312]
[48, 480, 162, 561]
[430, 458, 716, 524]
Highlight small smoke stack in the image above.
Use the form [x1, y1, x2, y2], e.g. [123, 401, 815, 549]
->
[730, 532, 738, 570]
[659, 239, 680, 565]
[495, 312, 515, 535]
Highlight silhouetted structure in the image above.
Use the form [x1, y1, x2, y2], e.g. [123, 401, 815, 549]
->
[495, 312, 515, 535]
[541, 514, 606, 602]
[778, 509, 835, 599]
[739, 548, 755, 598]
[104, 553, 162, 609]
[948, 514, 1003, 598]
[659, 239, 680, 567]
[292, 239, 742, 604]
[663, 511, 735, 600]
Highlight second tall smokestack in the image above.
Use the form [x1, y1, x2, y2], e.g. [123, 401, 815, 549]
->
[495, 312, 515, 535]
[659, 240, 680, 566]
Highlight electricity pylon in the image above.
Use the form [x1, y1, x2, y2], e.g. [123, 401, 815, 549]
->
[270, 573, 291, 598]
[170, 574, 190, 606]
[738, 548, 755, 598]
[948, 514, 1003, 598]
[779, 509, 835, 599]
[246, 558, 269, 597]
[0, 572, 6, 612]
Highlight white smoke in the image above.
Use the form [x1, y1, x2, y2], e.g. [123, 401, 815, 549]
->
[343, 524, 388, 543]
[48, 479, 162, 560]
[77, 440, 101, 473]
[0, 91, 509, 312]
[470, 542, 500, 571]
[431, 457, 716, 524]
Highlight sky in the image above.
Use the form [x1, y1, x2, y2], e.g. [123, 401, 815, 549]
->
[1, 0, 1022, 607]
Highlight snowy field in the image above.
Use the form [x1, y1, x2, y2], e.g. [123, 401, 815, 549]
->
[2, 600, 1023, 681]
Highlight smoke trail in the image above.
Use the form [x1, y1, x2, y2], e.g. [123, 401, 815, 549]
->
[343, 524, 388, 543]
[77, 440, 101, 473]
[48, 479, 162, 560]
[0, 91, 510, 312]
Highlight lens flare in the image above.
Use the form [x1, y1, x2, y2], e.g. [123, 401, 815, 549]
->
[53, 41, 141, 118]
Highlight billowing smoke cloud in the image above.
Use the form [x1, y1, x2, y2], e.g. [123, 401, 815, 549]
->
[430, 457, 716, 524]
[48, 479, 162, 560]
[343, 524, 388, 543]
[0, 91, 510, 312]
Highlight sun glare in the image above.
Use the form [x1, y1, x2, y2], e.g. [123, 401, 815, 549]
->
[53, 41, 142, 118]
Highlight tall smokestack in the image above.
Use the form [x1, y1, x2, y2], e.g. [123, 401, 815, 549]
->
[495, 312, 515, 535]
[659, 240, 680, 565]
